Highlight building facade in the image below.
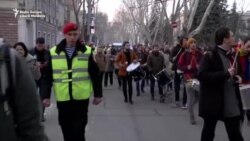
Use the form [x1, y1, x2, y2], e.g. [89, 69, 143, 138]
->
[0, 0, 71, 48]
[0, 0, 18, 45]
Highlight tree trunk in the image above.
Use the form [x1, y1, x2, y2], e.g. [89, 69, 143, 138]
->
[189, 0, 215, 37]
[186, 0, 199, 33]
[80, 0, 86, 40]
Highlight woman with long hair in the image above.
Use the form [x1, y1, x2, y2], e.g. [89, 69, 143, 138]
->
[13, 42, 41, 81]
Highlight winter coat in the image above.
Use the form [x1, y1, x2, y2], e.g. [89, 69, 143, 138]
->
[95, 53, 106, 72]
[198, 46, 243, 120]
[147, 52, 165, 74]
[169, 44, 185, 71]
[115, 50, 137, 77]
[105, 54, 114, 72]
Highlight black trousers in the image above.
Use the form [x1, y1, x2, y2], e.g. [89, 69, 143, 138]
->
[174, 71, 187, 105]
[201, 116, 244, 141]
[150, 75, 163, 97]
[104, 72, 113, 86]
[100, 71, 104, 85]
[121, 76, 133, 101]
[115, 69, 122, 87]
[58, 100, 89, 141]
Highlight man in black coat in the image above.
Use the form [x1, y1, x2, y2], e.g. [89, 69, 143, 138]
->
[170, 37, 188, 107]
[198, 27, 244, 141]
[29, 37, 51, 122]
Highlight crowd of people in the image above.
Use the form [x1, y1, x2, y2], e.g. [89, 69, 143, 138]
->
[0, 22, 250, 141]
[95, 27, 250, 141]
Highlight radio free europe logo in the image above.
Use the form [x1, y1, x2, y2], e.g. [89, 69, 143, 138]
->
[13, 8, 46, 18]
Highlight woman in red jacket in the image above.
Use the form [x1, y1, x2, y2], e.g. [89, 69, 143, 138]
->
[178, 38, 203, 124]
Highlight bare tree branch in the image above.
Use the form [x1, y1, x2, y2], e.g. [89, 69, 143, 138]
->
[189, 0, 215, 36]
[186, 0, 200, 33]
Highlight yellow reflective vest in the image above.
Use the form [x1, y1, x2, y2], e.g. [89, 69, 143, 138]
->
[50, 46, 92, 102]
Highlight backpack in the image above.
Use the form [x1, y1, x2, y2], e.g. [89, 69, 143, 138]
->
[0, 45, 15, 114]
[0, 45, 18, 141]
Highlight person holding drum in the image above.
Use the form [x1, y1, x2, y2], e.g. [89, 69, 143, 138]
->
[115, 41, 137, 104]
[135, 44, 148, 96]
[198, 27, 244, 141]
[147, 44, 165, 101]
[178, 38, 203, 124]
[170, 36, 188, 108]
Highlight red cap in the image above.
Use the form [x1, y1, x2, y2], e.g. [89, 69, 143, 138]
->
[63, 22, 78, 34]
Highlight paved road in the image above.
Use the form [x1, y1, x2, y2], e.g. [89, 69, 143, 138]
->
[44, 82, 250, 141]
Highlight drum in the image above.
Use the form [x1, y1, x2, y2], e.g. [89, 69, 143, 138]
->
[154, 69, 172, 86]
[126, 62, 146, 81]
[191, 79, 200, 91]
[240, 84, 250, 110]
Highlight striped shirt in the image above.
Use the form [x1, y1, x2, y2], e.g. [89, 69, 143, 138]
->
[65, 46, 75, 58]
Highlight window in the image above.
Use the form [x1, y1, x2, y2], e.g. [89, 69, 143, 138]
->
[37, 31, 41, 37]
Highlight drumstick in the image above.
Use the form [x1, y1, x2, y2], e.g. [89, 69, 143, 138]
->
[155, 68, 166, 77]
[232, 51, 239, 68]
[173, 48, 182, 61]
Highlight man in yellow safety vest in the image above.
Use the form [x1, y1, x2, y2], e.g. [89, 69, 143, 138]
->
[42, 22, 102, 141]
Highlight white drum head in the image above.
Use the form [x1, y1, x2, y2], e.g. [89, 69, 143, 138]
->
[126, 62, 140, 72]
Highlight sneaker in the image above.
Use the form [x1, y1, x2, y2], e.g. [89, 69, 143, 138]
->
[181, 105, 187, 109]
[181, 104, 187, 109]
[175, 101, 180, 107]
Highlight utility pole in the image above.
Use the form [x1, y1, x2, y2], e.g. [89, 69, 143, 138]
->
[87, 0, 93, 43]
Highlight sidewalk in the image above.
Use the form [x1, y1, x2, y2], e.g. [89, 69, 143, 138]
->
[44, 82, 250, 141]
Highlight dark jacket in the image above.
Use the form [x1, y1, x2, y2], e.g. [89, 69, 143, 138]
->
[45, 39, 102, 115]
[147, 52, 165, 74]
[0, 46, 48, 141]
[29, 47, 51, 98]
[29, 47, 50, 75]
[198, 46, 243, 120]
[170, 44, 185, 71]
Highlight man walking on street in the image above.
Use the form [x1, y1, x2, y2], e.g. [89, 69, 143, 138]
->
[29, 37, 51, 121]
[198, 27, 244, 141]
[170, 37, 188, 108]
[43, 22, 103, 141]
[147, 45, 165, 101]
[116, 41, 137, 104]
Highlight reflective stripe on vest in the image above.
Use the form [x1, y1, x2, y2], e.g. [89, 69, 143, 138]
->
[50, 46, 93, 102]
